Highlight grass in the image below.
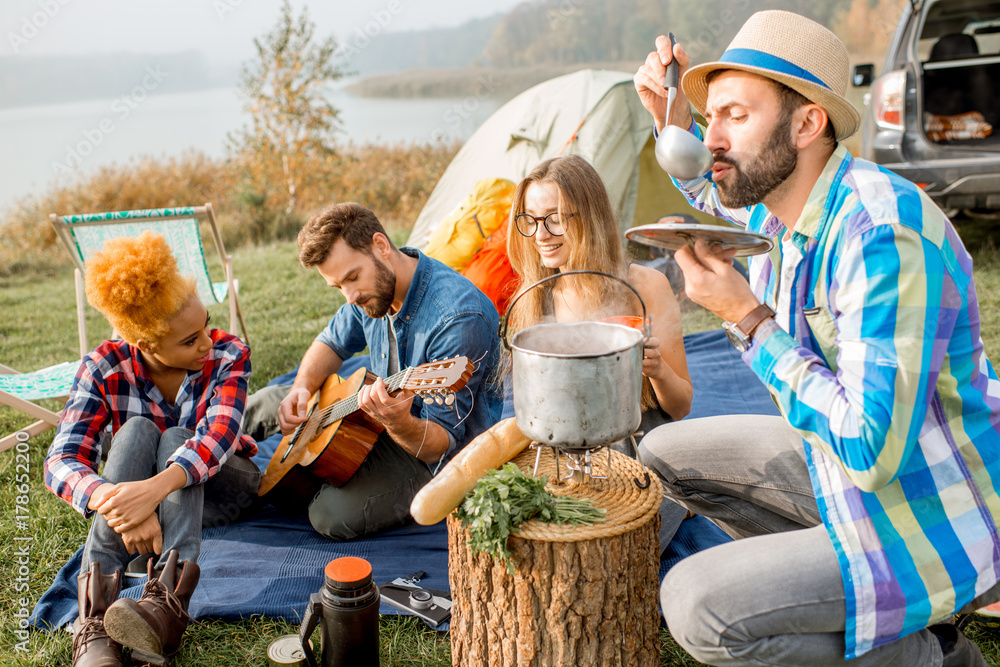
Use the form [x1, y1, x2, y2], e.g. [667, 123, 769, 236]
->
[3, 231, 1000, 665]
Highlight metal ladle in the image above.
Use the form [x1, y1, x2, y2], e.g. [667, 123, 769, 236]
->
[653, 33, 714, 180]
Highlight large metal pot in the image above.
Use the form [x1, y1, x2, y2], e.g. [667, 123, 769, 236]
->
[503, 271, 646, 450]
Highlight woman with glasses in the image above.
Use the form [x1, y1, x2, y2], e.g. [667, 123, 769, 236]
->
[506, 154, 693, 435]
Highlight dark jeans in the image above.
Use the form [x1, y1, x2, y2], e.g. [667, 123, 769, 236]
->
[80, 416, 261, 575]
[245, 384, 432, 540]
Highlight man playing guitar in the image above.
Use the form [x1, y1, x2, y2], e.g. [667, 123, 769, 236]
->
[246, 202, 502, 540]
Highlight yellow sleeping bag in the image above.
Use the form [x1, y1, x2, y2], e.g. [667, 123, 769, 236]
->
[423, 177, 516, 272]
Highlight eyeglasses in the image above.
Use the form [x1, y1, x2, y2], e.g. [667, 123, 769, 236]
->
[514, 211, 573, 237]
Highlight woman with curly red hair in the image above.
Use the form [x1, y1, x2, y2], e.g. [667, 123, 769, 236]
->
[44, 230, 260, 667]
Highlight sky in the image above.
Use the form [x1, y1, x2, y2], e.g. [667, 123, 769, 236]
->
[0, 0, 525, 209]
[0, 0, 524, 65]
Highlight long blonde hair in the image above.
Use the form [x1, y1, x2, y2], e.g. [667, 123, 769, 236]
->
[504, 155, 656, 410]
[505, 155, 630, 336]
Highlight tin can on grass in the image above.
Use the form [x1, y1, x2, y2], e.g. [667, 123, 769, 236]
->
[268, 634, 311, 666]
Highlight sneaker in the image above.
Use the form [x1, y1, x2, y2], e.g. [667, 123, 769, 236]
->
[975, 600, 1000, 618]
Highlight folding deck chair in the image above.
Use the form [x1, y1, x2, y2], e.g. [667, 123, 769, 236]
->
[49, 203, 249, 357]
[0, 361, 77, 453]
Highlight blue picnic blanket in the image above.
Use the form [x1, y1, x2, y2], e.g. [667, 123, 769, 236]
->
[31, 329, 774, 631]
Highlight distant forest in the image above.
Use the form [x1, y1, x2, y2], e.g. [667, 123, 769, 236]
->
[348, 0, 904, 73]
[477, 0, 902, 67]
[0, 0, 904, 108]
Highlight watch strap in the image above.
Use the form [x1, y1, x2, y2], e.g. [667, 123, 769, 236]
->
[736, 304, 776, 339]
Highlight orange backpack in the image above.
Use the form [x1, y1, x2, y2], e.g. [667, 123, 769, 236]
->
[423, 178, 516, 273]
[461, 221, 519, 317]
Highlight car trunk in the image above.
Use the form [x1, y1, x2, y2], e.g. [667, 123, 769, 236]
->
[922, 59, 1000, 150]
[917, 0, 1000, 151]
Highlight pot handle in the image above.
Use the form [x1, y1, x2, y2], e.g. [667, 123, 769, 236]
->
[627, 433, 652, 489]
[499, 270, 648, 350]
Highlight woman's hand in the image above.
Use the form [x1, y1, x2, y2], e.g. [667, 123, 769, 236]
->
[87, 482, 117, 512]
[97, 480, 163, 532]
[642, 336, 665, 378]
[627, 263, 693, 421]
[96, 465, 187, 533]
[120, 514, 163, 556]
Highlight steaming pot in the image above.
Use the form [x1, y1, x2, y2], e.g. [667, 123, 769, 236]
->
[503, 271, 645, 450]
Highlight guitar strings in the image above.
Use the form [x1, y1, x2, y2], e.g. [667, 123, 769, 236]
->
[413, 410, 429, 462]
[315, 368, 411, 426]
[347, 354, 475, 417]
[414, 352, 486, 464]
[388, 354, 480, 461]
[444, 350, 485, 432]
[311, 354, 481, 463]
[451, 384, 474, 431]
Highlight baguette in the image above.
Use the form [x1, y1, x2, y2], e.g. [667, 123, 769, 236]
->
[410, 417, 531, 525]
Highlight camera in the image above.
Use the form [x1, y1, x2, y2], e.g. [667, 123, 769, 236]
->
[379, 577, 452, 627]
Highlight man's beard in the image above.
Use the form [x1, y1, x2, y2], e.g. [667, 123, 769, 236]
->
[713, 110, 798, 209]
[360, 255, 396, 319]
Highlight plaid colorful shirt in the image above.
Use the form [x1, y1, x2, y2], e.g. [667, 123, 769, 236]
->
[44, 330, 257, 517]
[675, 144, 1000, 658]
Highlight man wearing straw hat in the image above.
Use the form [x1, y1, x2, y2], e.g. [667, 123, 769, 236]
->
[634, 9, 1000, 666]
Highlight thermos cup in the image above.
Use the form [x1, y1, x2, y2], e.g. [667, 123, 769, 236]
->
[299, 556, 380, 667]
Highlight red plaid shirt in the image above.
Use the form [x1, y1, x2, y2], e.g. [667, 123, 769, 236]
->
[44, 330, 257, 516]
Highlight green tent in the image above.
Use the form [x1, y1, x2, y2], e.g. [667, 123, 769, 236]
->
[406, 69, 719, 249]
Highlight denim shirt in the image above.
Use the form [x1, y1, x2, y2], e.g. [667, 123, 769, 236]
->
[316, 248, 502, 470]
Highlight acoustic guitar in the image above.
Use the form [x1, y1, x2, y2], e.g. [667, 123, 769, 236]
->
[258, 357, 473, 502]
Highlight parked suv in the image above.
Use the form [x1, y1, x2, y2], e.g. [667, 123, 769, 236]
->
[852, 0, 1000, 217]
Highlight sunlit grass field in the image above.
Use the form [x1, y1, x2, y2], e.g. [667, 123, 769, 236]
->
[2, 220, 1000, 665]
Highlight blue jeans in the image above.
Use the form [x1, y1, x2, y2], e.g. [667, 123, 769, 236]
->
[80, 417, 261, 576]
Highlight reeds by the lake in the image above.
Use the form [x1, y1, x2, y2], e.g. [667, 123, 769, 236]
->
[0, 140, 459, 277]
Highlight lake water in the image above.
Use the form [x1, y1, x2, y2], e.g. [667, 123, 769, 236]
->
[0, 85, 502, 212]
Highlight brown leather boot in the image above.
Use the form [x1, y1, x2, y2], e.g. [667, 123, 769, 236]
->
[103, 550, 200, 667]
[72, 562, 123, 667]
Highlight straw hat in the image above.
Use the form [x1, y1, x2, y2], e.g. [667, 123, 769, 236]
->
[682, 10, 860, 141]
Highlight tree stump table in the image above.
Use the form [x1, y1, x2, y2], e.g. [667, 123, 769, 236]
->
[448, 446, 663, 667]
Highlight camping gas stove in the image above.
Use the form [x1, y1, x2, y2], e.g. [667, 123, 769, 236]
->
[531, 442, 610, 485]
[529, 435, 649, 488]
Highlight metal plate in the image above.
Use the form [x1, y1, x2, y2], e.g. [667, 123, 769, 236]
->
[626, 222, 774, 257]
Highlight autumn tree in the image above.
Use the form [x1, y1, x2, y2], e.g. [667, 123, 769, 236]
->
[482, 0, 863, 68]
[832, 0, 908, 63]
[229, 0, 344, 214]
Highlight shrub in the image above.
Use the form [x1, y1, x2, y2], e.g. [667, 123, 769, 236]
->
[0, 140, 459, 277]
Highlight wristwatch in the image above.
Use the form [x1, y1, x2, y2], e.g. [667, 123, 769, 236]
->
[723, 304, 775, 353]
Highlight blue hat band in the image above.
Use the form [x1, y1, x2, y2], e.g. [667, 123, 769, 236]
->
[717, 48, 831, 91]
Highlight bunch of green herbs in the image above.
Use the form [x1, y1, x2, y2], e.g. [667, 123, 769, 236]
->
[454, 463, 605, 573]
